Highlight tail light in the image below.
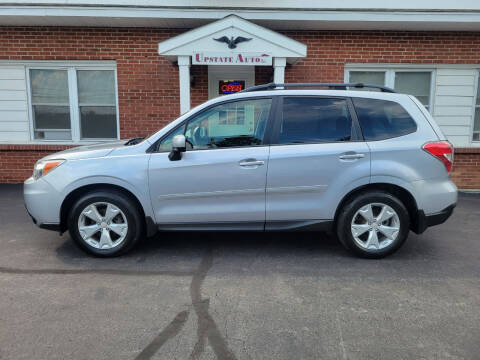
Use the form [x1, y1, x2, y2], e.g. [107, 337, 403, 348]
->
[423, 141, 454, 173]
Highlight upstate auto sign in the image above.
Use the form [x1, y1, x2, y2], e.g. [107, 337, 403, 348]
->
[192, 52, 272, 66]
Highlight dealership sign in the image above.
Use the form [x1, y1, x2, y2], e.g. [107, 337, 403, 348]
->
[192, 52, 272, 66]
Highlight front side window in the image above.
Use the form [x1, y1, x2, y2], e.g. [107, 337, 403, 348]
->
[184, 98, 271, 150]
[353, 98, 417, 140]
[157, 124, 186, 152]
[347, 69, 433, 111]
[278, 97, 352, 144]
[157, 98, 271, 152]
[29, 67, 118, 141]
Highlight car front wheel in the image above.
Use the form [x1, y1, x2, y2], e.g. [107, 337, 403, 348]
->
[68, 190, 143, 257]
[336, 191, 410, 259]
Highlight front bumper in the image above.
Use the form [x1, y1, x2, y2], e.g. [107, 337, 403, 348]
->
[25, 205, 61, 231]
[412, 203, 456, 234]
[24, 176, 62, 230]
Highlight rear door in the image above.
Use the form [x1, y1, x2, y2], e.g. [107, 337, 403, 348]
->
[265, 96, 371, 227]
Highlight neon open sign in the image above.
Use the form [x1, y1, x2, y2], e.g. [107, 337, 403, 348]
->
[219, 80, 245, 94]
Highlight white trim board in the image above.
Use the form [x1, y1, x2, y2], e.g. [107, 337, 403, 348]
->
[4, 4, 480, 31]
[158, 15, 306, 64]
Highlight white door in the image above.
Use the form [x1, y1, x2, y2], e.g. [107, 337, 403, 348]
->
[208, 65, 255, 99]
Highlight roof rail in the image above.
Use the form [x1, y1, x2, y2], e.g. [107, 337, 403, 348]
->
[239, 82, 396, 93]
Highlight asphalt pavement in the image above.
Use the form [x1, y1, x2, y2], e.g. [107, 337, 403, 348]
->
[0, 184, 479, 360]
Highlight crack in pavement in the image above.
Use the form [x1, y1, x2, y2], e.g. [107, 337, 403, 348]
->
[0, 267, 193, 277]
[134, 247, 237, 360]
[0, 248, 238, 359]
[134, 310, 190, 360]
[189, 248, 237, 360]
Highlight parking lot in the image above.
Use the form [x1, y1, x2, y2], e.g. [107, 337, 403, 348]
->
[0, 184, 479, 359]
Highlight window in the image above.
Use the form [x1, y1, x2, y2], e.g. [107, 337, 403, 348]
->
[348, 71, 386, 91]
[77, 70, 117, 139]
[157, 125, 186, 152]
[278, 97, 352, 144]
[353, 98, 417, 140]
[30, 69, 71, 140]
[347, 69, 433, 111]
[473, 74, 480, 141]
[28, 66, 118, 141]
[157, 98, 271, 151]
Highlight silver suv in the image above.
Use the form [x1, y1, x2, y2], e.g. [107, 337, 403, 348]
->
[24, 83, 457, 258]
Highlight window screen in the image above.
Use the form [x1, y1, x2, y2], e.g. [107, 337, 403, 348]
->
[77, 70, 117, 139]
[472, 75, 480, 141]
[348, 71, 386, 92]
[278, 97, 352, 144]
[30, 69, 71, 140]
[394, 72, 431, 109]
[353, 98, 417, 140]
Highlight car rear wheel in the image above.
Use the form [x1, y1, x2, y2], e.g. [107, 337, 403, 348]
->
[68, 190, 143, 257]
[336, 191, 410, 259]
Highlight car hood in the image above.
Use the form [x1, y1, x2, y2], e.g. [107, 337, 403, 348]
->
[41, 140, 128, 161]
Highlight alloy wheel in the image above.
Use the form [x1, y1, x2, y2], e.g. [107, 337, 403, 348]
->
[350, 202, 400, 251]
[77, 202, 128, 250]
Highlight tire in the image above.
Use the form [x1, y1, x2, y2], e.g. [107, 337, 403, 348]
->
[336, 191, 410, 259]
[67, 190, 144, 257]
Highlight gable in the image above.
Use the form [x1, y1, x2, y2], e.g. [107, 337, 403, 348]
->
[158, 15, 306, 64]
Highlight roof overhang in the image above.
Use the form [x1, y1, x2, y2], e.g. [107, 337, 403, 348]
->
[157, 15, 306, 65]
[2, 2, 480, 31]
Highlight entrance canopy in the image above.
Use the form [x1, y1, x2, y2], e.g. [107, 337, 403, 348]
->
[158, 15, 306, 113]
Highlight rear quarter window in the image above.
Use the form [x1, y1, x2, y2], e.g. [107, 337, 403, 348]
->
[352, 98, 417, 141]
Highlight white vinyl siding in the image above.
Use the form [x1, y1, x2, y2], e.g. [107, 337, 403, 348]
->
[434, 68, 476, 146]
[0, 66, 30, 143]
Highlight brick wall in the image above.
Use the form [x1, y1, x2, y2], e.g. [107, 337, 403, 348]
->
[451, 148, 480, 190]
[1, 27, 480, 188]
[0, 144, 72, 183]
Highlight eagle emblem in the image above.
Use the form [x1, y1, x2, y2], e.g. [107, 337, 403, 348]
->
[213, 36, 252, 49]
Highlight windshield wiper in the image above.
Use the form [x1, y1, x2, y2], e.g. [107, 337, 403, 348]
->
[125, 137, 145, 146]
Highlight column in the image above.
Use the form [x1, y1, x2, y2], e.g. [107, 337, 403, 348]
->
[273, 57, 286, 86]
[178, 55, 191, 114]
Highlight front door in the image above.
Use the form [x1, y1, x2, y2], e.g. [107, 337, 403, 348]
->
[148, 97, 273, 229]
[266, 96, 371, 226]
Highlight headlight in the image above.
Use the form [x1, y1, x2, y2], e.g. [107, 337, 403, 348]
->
[33, 159, 65, 180]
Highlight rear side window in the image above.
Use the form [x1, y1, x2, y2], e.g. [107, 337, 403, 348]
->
[352, 98, 417, 141]
[278, 97, 352, 144]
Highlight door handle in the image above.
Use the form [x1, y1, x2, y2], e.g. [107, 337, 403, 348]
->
[239, 158, 265, 167]
[339, 153, 365, 160]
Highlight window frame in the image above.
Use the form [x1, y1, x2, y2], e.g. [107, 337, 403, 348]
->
[472, 71, 480, 142]
[269, 95, 363, 146]
[345, 68, 435, 113]
[149, 96, 277, 153]
[26, 64, 120, 143]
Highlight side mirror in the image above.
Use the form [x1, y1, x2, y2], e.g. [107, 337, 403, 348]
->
[168, 134, 186, 161]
